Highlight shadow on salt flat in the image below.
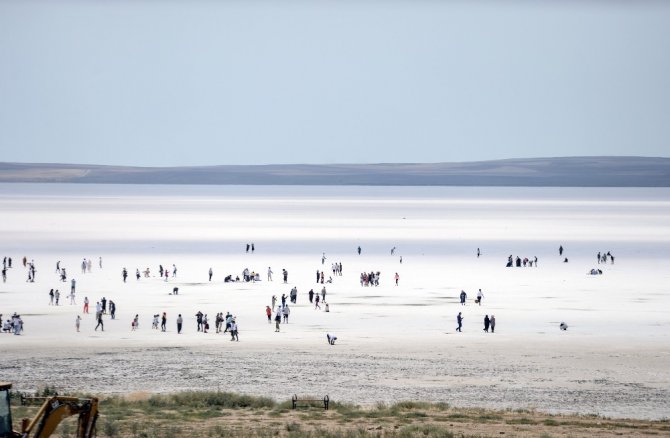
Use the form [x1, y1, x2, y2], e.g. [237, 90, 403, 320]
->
[555, 308, 595, 311]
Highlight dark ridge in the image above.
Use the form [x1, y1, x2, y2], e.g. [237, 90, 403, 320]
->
[0, 156, 668, 187]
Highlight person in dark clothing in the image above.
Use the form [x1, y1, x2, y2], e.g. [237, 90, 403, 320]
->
[357, 246, 361, 255]
[484, 315, 490, 332]
[282, 269, 288, 283]
[490, 315, 496, 333]
[95, 313, 104, 331]
[459, 290, 467, 305]
[308, 289, 314, 303]
[456, 312, 463, 332]
[559, 245, 564, 256]
[161, 312, 167, 332]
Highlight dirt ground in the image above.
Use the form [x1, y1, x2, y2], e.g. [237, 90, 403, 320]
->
[5, 343, 669, 421]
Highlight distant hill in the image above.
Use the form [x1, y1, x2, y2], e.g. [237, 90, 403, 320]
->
[0, 157, 669, 186]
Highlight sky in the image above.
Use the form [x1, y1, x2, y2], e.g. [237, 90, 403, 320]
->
[1, 1, 669, 167]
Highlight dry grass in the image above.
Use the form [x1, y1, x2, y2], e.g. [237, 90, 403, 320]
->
[10, 390, 670, 437]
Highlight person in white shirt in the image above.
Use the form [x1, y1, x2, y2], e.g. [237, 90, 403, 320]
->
[230, 320, 239, 341]
[476, 289, 484, 306]
[282, 305, 290, 323]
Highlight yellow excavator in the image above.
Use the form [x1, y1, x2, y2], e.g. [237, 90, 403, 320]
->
[0, 383, 98, 437]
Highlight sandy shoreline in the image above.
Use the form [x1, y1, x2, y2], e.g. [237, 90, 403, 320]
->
[4, 339, 669, 420]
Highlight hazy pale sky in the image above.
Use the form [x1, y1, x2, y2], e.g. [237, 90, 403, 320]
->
[1, 1, 669, 166]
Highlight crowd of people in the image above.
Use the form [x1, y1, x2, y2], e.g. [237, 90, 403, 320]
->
[360, 271, 381, 286]
[2, 312, 23, 335]
[1, 243, 616, 342]
[506, 255, 538, 268]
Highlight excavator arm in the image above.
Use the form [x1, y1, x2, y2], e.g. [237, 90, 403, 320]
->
[20, 396, 98, 438]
